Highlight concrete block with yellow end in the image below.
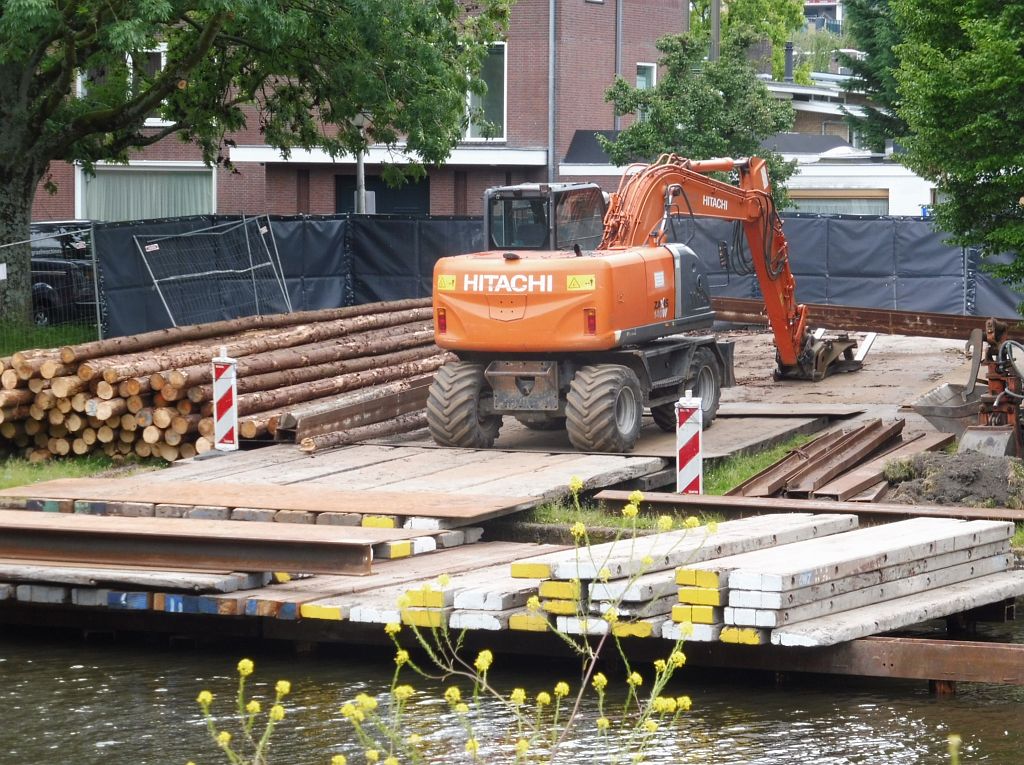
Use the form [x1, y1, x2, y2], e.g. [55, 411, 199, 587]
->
[541, 598, 582, 616]
[400, 607, 452, 629]
[362, 515, 399, 529]
[671, 604, 723, 624]
[300, 603, 348, 621]
[720, 626, 769, 645]
[538, 579, 582, 600]
[677, 586, 727, 606]
[612, 617, 666, 639]
[404, 582, 455, 609]
[374, 540, 412, 559]
[676, 568, 725, 588]
[509, 612, 551, 631]
[511, 561, 552, 579]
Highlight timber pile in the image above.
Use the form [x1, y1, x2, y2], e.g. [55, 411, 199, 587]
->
[0, 298, 446, 462]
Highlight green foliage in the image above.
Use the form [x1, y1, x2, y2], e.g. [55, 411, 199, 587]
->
[840, 0, 910, 152]
[881, 457, 917, 484]
[0, 323, 97, 357]
[602, 32, 796, 207]
[790, 27, 855, 78]
[689, 0, 805, 79]
[892, 0, 1024, 280]
[702, 433, 813, 495]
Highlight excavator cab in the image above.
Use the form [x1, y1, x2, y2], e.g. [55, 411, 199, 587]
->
[486, 183, 606, 252]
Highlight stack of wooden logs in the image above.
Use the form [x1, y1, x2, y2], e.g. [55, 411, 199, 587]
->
[0, 298, 447, 462]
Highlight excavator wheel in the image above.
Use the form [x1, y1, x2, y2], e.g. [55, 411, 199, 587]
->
[650, 347, 722, 432]
[566, 364, 643, 453]
[515, 414, 567, 431]
[426, 361, 502, 448]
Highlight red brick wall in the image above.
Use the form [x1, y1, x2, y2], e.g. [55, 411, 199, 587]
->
[32, 163, 76, 221]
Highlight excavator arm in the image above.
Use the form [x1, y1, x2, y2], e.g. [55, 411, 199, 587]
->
[599, 154, 858, 380]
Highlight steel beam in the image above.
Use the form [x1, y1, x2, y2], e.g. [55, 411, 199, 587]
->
[0, 509, 374, 575]
[711, 297, 1024, 341]
[594, 490, 1024, 522]
[683, 636, 1024, 685]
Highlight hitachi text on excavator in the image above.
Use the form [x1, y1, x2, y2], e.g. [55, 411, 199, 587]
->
[427, 154, 860, 453]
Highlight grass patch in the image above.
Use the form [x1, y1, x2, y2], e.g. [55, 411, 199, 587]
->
[1013, 523, 1024, 551]
[0, 454, 117, 491]
[0, 323, 97, 357]
[703, 433, 814, 496]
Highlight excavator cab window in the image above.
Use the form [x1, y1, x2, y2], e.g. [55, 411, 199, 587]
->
[554, 187, 605, 251]
[488, 196, 550, 249]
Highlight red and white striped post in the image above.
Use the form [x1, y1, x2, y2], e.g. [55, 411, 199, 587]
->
[675, 390, 702, 494]
[212, 346, 239, 452]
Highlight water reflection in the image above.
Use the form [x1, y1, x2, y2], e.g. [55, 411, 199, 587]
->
[1, 632, 1021, 764]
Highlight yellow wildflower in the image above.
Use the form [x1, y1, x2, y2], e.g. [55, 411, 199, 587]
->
[384, 622, 401, 636]
[669, 650, 686, 668]
[602, 607, 619, 624]
[679, 621, 695, 637]
[653, 659, 667, 672]
[455, 702, 470, 714]
[393, 685, 414, 702]
[406, 733, 422, 745]
[275, 680, 291, 698]
[526, 595, 541, 612]
[644, 720, 658, 733]
[676, 695, 693, 711]
[340, 703, 357, 719]
[396, 594, 411, 608]
[684, 516, 700, 529]
[706, 520, 719, 533]
[641, 555, 654, 566]
[627, 672, 643, 687]
[536, 691, 551, 706]
[355, 693, 378, 712]
[592, 672, 608, 691]
[553, 681, 570, 698]
[510, 687, 527, 705]
[657, 515, 673, 532]
[570, 521, 587, 539]
[596, 716, 610, 731]
[196, 690, 213, 707]
[515, 738, 530, 755]
[598, 567, 611, 582]
[444, 686, 462, 705]
[270, 704, 285, 722]
[246, 700, 261, 714]
[474, 649, 494, 673]
[465, 738, 480, 755]
[384, 758, 398, 765]
[628, 489, 644, 505]
[331, 756, 347, 765]
[395, 649, 409, 667]
[622, 503, 639, 519]
[365, 750, 380, 763]
[216, 731, 232, 747]
[237, 658, 254, 677]
[569, 476, 584, 495]
[437, 573, 451, 587]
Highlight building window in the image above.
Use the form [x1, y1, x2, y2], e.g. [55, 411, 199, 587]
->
[786, 189, 889, 215]
[636, 63, 656, 122]
[78, 45, 172, 127]
[80, 164, 215, 222]
[466, 44, 506, 140]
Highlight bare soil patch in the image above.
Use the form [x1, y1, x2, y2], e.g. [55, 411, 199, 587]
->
[884, 451, 1024, 509]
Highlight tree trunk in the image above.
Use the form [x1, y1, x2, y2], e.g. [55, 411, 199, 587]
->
[0, 161, 43, 325]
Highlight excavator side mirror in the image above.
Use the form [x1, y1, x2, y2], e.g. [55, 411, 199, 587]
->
[718, 241, 729, 271]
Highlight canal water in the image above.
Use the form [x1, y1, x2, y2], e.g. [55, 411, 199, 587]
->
[2, 624, 1022, 765]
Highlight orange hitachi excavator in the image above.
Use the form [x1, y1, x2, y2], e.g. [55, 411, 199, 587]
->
[427, 154, 860, 453]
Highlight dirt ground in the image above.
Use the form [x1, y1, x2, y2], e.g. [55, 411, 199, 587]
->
[723, 329, 1023, 509]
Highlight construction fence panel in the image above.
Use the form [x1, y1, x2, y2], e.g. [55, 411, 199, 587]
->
[87, 213, 1023, 339]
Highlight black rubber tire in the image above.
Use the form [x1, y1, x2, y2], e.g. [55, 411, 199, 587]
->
[515, 414, 567, 431]
[426, 362, 502, 448]
[651, 347, 722, 432]
[565, 364, 643, 453]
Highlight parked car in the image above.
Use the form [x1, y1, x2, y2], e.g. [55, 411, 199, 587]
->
[30, 221, 96, 326]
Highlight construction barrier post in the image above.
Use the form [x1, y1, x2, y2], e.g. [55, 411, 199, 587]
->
[676, 390, 702, 494]
[212, 346, 239, 452]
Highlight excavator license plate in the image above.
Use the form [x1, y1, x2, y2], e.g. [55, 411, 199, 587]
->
[485, 361, 559, 411]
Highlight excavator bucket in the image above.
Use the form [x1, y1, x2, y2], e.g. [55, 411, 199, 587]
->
[958, 425, 1017, 457]
[775, 336, 862, 381]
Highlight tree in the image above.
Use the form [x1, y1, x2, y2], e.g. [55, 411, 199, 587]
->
[840, 0, 909, 152]
[0, 0, 509, 324]
[689, 0, 805, 79]
[601, 31, 796, 205]
[892, 0, 1024, 279]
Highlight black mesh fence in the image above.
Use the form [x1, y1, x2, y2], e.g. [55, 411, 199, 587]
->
[85, 213, 1021, 338]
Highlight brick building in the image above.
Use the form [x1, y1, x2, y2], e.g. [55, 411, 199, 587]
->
[32, 0, 687, 222]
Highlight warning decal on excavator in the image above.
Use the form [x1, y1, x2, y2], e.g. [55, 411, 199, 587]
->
[436, 275, 456, 291]
[566, 275, 596, 291]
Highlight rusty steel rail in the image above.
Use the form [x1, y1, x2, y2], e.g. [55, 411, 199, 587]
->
[711, 297, 1024, 341]
[595, 490, 1024, 522]
[0, 509, 375, 575]
[684, 635, 1024, 686]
